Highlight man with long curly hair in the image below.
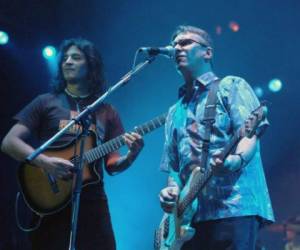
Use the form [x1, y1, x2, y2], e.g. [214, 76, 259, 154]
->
[1, 38, 144, 250]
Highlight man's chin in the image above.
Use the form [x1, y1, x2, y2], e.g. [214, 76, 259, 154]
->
[65, 80, 77, 84]
[64, 77, 87, 85]
[176, 63, 188, 72]
[64, 76, 78, 83]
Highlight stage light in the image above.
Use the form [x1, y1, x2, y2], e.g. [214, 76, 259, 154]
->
[43, 46, 56, 59]
[229, 21, 240, 32]
[254, 87, 264, 98]
[216, 25, 222, 35]
[0, 31, 9, 45]
[268, 78, 282, 92]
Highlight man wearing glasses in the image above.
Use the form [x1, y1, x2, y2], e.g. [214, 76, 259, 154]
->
[159, 25, 274, 249]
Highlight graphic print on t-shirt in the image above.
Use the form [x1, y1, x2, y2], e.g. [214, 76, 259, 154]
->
[58, 110, 97, 135]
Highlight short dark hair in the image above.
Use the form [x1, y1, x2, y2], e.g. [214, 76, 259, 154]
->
[171, 25, 213, 48]
[52, 38, 106, 95]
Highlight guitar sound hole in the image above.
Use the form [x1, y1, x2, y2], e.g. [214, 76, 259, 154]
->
[70, 156, 80, 173]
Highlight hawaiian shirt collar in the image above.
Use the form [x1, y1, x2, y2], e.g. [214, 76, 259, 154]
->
[178, 71, 218, 98]
[195, 71, 218, 87]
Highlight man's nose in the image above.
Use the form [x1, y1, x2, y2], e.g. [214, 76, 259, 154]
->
[174, 44, 181, 50]
[64, 56, 73, 64]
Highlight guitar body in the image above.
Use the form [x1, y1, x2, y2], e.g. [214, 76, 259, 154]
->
[154, 167, 202, 250]
[154, 213, 195, 250]
[17, 113, 167, 216]
[18, 134, 98, 216]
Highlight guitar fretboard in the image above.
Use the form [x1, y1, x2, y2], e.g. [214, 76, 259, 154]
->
[83, 113, 167, 164]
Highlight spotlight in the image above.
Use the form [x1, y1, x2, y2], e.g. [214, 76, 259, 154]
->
[216, 25, 222, 35]
[268, 79, 282, 92]
[229, 21, 240, 32]
[0, 31, 9, 45]
[254, 87, 264, 98]
[43, 46, 56, 59]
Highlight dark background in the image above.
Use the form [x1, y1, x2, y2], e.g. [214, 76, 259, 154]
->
[0, 0, 299, 249]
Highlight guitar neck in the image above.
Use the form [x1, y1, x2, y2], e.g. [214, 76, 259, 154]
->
[83, 113, 167, 164]
[177, 128, 242, 217]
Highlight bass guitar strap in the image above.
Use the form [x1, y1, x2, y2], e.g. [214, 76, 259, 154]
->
[200, 79, 220, 170]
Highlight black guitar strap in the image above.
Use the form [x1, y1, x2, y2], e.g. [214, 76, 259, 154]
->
[200, 79, 220, 169]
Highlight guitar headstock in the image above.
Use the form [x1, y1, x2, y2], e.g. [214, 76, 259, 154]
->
[241, 102, 268, 138]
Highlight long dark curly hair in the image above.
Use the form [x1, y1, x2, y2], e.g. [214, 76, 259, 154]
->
[52, 38, 106, 95]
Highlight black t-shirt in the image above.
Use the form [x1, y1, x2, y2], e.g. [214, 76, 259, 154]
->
[14, 92, 125, 179]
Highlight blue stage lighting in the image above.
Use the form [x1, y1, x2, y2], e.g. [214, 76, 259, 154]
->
[0, 31, 9, 45]
[43, 46, 57, 59]
[268, 79, 282, 92]
[254, 87, 264, 98]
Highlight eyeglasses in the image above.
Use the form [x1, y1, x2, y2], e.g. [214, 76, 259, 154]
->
[171, 38, 208, 48]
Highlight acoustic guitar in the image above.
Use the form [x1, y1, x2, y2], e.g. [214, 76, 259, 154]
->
[18, 113, 166, 216]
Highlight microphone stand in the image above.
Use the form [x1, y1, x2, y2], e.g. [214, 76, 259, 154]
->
[68, 115, 90, 250]
[26, 56, 156, 250]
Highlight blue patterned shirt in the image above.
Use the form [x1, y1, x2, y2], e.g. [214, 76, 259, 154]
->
[160, 72, 274, 224]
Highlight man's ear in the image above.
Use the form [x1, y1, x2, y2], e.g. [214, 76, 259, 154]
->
[204, 47, 213, 61]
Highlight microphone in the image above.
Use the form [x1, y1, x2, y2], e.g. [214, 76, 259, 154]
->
[138, 45, 175, 58]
